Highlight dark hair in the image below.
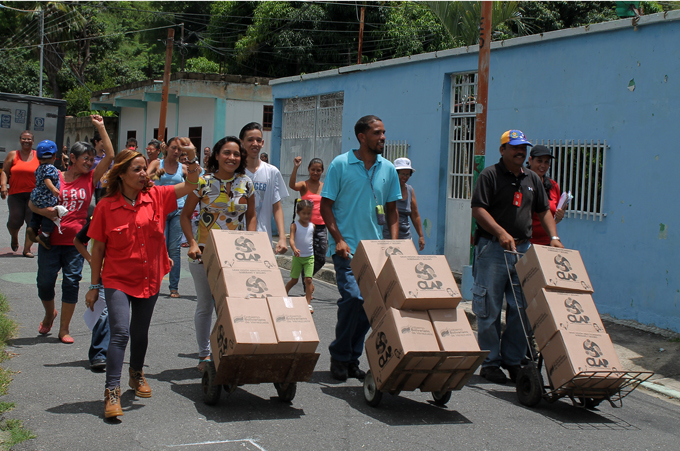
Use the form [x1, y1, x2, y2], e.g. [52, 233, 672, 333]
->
[90, 133, 102, 146]
[239, 122, 263, 140]
[126, 137, 138, 147]
[292, 199, 314, 222]
[20, 130, 33, 139]
[308, 157, 324, 172]
[147, 139, 161, 150]
[208, 136, 247, 175]
[354, 115, 382, 139]
[103, 150, 153, 198]
[69, 142, 96, 164]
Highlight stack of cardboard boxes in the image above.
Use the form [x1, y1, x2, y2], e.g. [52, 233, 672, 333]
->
[352, 240, 482, 392]
[516, 245, 623, 389]
[203, 230, 319, 371]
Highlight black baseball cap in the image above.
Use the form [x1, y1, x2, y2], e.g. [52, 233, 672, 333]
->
[530, 145, 554, 159]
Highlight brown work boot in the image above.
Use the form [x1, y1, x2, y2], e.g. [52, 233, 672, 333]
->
[129, 368, 152, 398]
[104, 387, 123, 418]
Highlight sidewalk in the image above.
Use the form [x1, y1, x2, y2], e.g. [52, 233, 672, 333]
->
[276, 253, 680, 402]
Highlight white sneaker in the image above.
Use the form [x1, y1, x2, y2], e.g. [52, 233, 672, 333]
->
[308, 304, 314, 314]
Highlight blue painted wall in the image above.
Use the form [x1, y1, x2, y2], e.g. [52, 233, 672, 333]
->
[271, 17, 680, 331]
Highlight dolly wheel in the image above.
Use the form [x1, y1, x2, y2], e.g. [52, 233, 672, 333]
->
[432, 390, 452, 406]
[516, 362, 544, 407]
[202, 361, 221, 406]
[363, 370, 383, 407]
[274, 382, 297, 402]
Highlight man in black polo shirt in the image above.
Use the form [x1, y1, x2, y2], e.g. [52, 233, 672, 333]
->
[471, 129, 563, 385]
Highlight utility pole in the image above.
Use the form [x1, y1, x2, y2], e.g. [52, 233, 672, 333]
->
[357, 6, 365, 64]
[180, 23, 185, 72]
[470, 0, 493, 264]
[158, 28, 174, 143]
[39, 9, 44, 97]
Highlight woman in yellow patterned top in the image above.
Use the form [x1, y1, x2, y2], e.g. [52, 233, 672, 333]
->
[180, 136, 256, 371]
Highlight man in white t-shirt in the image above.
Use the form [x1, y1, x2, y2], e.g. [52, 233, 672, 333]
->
[240, 122, 289, 254]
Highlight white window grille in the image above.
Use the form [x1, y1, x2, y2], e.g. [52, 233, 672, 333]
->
[383, 140, 408, 162]
[533, 140, 609, 221]
[448, 72, 477, 200]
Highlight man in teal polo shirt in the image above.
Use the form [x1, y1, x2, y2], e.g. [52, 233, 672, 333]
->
[320, 115, 401, 381]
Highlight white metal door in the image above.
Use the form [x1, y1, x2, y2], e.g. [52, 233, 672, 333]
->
[445, 73, 477, 274]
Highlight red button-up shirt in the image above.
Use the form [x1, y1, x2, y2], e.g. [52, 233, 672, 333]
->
[88, 185, 177, 298]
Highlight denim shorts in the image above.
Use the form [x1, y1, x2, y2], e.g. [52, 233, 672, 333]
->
[37, 245, 84, 304]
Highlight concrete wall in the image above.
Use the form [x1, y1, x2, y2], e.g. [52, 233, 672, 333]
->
[119, 106, 147, 151]
[270, 14, 680, 332]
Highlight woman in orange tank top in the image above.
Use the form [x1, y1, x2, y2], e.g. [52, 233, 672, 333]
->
[1, 130, 39, 257]
[289, 156, 327, 276]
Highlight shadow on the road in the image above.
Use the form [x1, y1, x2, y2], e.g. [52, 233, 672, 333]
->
[319, 383, 472, 426]
[147, 367, 200, 383]
[169, 382, 306, 422]
[309, 370, 355, 385]
[177, 352, 200, 361]
[9, 336, 55, 347]
[46, 390, 145, 418]
[466, 378, 639, 430]
[44, 359, 90, 370]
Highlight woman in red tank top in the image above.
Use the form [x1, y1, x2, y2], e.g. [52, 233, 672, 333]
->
[289, 156, 327, 276]
[29, 116, 114, 344]
[1, 130, 39, 257]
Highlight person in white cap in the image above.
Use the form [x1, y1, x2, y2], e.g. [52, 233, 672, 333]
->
[382, 157, 425, 250]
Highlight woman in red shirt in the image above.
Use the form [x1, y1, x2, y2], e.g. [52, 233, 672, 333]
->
[29, 116, 114, 343]
[86, 138, 200, 419]
[1, 130, 39, 257]
[527, 145, 566, 246]
[289, 156, 327, 275]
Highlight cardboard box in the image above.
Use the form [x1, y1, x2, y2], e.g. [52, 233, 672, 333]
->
[515, 245, 594, 301]
[267, 297, 319, 354]
[542, 330, 623, 390]
[203, 230, 278, 290]
[211, 266, 287, 303]
[364, 308, 440, 391]
[378, 255, 461, 310]
[363, 283, 386, 327]
[527, 289, 606, 350]
[209, 298, 279, 370]
[351, 239, 418, 298]
[421, 308, 481, 392]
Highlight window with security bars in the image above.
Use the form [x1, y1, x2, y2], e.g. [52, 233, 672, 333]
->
[383, 140, 409, 162]
[533, 140, 609, 221]
[448, 72, 477, 200]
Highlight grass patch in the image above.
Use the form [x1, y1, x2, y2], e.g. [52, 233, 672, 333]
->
[0, 292, 34, 450]
[669, 337, 680, 343]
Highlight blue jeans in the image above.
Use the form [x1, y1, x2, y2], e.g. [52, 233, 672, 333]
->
[165, 209, 182, 291]
[89, 307, 109, 363]
[472, 237, 530, 368]
[329, 254, 370, 364]
[36, 245, 84, 303]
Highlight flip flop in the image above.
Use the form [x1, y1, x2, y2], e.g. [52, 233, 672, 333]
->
[38, 309, 58, 335]
[196, 356, 212, 372]
[170, 290, 180, 298]
[10, 237, 18, 252]
[23, 251, 34, 258]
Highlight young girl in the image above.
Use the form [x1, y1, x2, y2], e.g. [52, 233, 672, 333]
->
[285, 200, 315, 312]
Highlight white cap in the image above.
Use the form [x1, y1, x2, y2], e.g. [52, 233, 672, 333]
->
[393, 157, 415, 173]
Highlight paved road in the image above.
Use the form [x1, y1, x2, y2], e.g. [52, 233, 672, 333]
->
[0, 201, 679, 450]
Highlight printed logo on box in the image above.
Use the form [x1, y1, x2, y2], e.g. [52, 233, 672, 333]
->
[216, 324, 232, 353]
[375, 331, 401, 369]
[582, 339, 611, 368]
[554, 255, 577, 281]
[384, 246, 403, 257]
[246, 276, 268, 294]
[234, 236, 261, 262]
[564, 298, 590, 324]
[414, 263, 445, 291]
[233, 315, 245, 324]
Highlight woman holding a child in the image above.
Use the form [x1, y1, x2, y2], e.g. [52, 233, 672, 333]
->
[28, 115, 114, 344]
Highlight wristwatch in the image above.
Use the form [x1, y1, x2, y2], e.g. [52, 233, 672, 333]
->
[551, 236, 560, 241]
[187, 157, 199, 165]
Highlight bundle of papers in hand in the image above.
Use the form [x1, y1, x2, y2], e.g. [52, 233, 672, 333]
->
[557, 191, 573, 210]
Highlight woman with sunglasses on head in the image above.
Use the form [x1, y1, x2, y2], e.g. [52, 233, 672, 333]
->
[85, 138, 200, 419]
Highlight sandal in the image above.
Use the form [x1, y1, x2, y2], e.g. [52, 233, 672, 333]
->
[10, 236, 18, 252]
[170, 290, 180, 298]
[23, 251, 34, 258]
[196, 356, 212, 372]
[38, 309, 58, 335]
[59, 334, 74, 344]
